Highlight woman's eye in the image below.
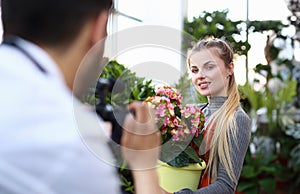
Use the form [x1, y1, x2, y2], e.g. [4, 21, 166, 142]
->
[191, 69, 198, 73]
[204, 65, 214, 70]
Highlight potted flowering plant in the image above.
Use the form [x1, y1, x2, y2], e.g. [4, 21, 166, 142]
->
[145, 85, 206, 192]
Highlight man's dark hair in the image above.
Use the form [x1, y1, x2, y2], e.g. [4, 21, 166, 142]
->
[1, 0, 113, 46]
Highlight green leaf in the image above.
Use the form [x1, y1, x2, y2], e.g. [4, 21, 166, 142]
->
[184, 146, 203, 164]
[258, 166, 276, 174]
[98, 60, 155, 106]
[183, 10, 249, 55]
[193, 135, 203, 148]
[258, 178, 276, 194]
[167, 152, 189, 167]
[239, 83, 261, 111]
[244, 186, 259, 194]
[248, 20, 288, 34]
[277, 79, 297, 104]
[238, 182, 257, 192]
[241, 165, 259, 178]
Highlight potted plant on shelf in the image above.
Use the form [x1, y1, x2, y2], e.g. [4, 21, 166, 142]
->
[145, 85, 206, 193]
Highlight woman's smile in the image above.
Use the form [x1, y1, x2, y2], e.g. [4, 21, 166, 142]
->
[198, 81, 210, 90]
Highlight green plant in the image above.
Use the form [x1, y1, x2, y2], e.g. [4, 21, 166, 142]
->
[183, 10, 250, 56]
[238, 18, 300, 193]
[289, 142, 300, 190]
[99, 60, 155, 106]
[239, 78, 297, 134]
[119, 162, 135, 194]
[238, 149, 280, 194]
[91, 60, 156, 194]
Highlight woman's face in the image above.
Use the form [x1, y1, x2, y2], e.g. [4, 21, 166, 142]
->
[189, 48, 233, 97]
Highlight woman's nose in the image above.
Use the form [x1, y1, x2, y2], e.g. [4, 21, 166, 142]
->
[196, 69, 206, 79]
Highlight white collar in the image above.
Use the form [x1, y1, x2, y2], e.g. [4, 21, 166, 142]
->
[15, 37, 65, 82]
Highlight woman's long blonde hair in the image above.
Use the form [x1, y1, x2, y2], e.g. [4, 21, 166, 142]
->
[188, 38, 240, 184]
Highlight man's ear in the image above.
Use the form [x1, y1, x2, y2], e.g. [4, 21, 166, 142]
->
[91, 11, 109, 44]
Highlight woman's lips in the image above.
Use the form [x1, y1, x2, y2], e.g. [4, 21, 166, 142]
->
[199, 82, 209, 89]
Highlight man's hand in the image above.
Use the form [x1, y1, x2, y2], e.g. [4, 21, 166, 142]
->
[121, 101, 160, 170]
[121, 101, 172, 194]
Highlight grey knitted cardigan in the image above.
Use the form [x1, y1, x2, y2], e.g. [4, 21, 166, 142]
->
[174, 96, 251, 194]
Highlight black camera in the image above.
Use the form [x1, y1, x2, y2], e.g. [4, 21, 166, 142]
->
[95, 78, 130, 144]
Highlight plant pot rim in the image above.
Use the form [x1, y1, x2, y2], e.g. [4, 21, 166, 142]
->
[157, 160, 206, 171]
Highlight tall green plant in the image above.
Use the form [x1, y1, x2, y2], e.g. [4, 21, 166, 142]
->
[183, 10, 250, 56]
[239, 18, 300, 192]
[239, 78, 297, 135]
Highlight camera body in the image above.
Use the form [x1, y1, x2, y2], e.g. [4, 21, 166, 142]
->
[95, 78, 129, 144]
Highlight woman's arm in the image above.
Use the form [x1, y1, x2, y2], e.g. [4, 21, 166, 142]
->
[174, 108, 251, 194]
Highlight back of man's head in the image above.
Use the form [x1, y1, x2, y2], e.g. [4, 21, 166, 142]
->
[1, 0, 112, 47]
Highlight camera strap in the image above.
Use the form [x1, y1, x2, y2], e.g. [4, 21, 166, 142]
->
[2, 36, 48, 75]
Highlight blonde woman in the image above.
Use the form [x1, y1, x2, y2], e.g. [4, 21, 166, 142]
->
[172, 38, 251, 194]
[123, 38, 251, 194]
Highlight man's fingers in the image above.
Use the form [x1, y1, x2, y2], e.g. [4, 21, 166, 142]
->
[128, 101, 155, 123]
[121, 101, 161, 170]
[124, 101, 157, 135]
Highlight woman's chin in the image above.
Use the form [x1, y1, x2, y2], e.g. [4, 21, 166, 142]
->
[199, 91, 210, 97]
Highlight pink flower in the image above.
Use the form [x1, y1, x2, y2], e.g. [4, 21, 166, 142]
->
[145, 85, 205, 142]
[144, 85, 206, 167]
[157, 104, 166, 117]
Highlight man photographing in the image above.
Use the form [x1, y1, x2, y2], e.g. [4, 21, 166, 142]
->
[0, 0, 162, 193]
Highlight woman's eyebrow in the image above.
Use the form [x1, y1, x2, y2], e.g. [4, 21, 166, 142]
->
[203, 61, 216, 66]
[191, 61, 215, 68]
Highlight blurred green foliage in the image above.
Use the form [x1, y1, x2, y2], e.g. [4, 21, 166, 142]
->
[183, 10, 250, 56]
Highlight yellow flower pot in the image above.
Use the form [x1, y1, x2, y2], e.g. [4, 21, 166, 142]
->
[157, 160, 206, 193]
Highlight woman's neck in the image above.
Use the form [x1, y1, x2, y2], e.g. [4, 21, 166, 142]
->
[208, 96, 227, 111]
